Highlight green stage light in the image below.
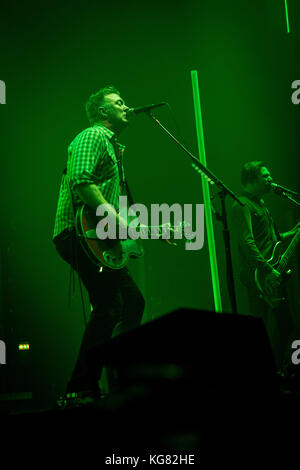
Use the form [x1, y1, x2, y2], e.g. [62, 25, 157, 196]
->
[284, 0, 290, 33]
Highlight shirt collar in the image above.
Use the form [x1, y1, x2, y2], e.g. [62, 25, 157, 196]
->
[93, 123, 126, 152]
[93, 123, 116, 142]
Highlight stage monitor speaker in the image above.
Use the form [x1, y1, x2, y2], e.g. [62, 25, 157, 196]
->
[90, 308, 279, 403]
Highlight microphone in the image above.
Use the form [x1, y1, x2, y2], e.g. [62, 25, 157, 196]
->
[269, 182, 299, 197]
[126, 102, 166, 115]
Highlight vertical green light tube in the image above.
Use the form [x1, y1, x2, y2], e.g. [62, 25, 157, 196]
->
[191, 70, 222, 313]
[284, 0, 290, 33]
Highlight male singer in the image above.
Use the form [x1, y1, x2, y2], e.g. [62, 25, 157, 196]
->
[53, 85, 145, 406]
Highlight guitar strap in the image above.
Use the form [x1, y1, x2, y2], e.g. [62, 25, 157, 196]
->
[62, 167, 88, 326]
[124, 180, 136, 208]
[112, 140, 134, 204]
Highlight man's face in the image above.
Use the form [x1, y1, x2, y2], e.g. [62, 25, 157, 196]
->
[100, 93, 129, 131]
[255, 166, 273, 195]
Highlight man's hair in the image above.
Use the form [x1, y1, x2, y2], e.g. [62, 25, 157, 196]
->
[241, 161, 266, 186]
[85, 85, 120, 125]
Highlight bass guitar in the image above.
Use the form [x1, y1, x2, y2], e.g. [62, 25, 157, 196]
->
[254, 228, 300, 308]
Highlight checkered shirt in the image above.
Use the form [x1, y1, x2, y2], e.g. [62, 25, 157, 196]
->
[53, 124, 126, 239]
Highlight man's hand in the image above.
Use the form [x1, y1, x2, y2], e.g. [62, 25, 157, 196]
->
[264, 269, 281, 296]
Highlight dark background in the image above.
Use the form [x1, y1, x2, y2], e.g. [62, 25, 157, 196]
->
[0, 0, 300, 405]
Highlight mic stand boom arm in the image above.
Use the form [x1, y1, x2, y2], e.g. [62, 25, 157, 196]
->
[147, 112, 243, 205]
[277, 191, 300, 207]
[147, 111, 244, 314]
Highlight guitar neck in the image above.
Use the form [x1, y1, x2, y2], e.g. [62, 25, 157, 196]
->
[278, 229, 300, 273]
[138, 224, 171, 237]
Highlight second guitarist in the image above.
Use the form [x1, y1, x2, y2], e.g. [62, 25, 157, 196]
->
[232, 161, 299, 373]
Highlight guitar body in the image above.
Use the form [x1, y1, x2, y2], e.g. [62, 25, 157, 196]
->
[75, 204, 144, 270]
[254, 241, 292, 308]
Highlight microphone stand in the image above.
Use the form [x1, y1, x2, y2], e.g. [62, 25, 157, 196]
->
[146, 111, 244, 314]
[276, 192, 300, 207]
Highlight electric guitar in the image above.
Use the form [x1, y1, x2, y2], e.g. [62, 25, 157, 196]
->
[75, 204, 190, 270]
[254, 228, 300, 308]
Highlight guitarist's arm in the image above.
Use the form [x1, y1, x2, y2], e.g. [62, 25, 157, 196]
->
[68, 127, 128, 232]
[75, 183, 128, 261]
[75, 183, 128, 231]
[232, 201, 280, 292]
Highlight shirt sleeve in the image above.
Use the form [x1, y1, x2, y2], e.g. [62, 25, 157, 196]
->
[232, 201, 273, 274]
[68, 127, 105, 189]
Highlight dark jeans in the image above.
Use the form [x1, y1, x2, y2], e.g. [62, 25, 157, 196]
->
[54, 230, 145, 395]
[246, 283, 294, 372]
